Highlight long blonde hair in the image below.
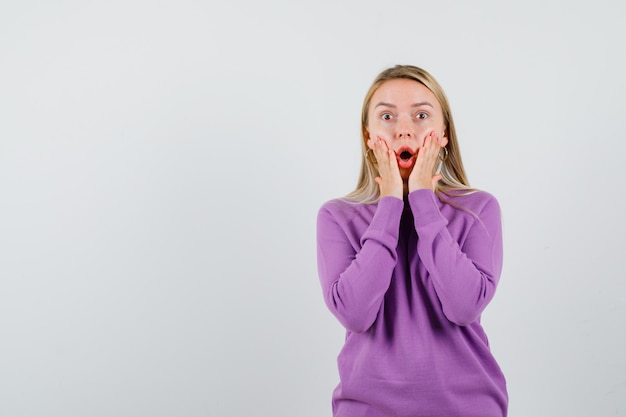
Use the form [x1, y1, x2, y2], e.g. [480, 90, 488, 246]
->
[345, 65, 472, 203]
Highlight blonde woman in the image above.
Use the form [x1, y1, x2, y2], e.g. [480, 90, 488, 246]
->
[317, 65, 507, 417]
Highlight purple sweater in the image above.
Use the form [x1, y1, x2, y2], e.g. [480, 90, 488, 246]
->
[317, 189, 507, 417]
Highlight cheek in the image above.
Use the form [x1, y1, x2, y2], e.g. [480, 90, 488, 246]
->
[422, 120, 446, 139]
[367, 120, 390, 135]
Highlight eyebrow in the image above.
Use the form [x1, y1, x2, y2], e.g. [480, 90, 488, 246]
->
[374, 101, 434, 109]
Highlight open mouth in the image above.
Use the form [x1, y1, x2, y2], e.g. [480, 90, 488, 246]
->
[399, 150, 413, 161]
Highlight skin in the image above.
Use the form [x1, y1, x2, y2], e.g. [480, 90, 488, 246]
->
[366, 78, 448, 200]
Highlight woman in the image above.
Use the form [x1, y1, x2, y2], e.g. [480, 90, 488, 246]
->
[316, 65, 508, 417]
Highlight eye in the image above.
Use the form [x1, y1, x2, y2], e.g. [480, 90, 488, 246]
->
[381, 112, 393, 121]
[416, 112, 428, 120]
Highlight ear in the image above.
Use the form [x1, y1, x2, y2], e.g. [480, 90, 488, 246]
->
[440, 130, 449, 147]
[365, 129, 374, 149]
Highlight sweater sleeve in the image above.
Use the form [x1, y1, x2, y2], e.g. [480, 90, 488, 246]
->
[316, 197, 404, 333]
[408, 189, 503, 326]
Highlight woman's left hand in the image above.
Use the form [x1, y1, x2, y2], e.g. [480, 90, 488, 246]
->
[408, 131, 444, 192]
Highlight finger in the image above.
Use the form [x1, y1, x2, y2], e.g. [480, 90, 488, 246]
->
[425, 132, 438, 149]
[424, 131, 443, 152]
[410, 140, 437, 179]
[373, 137, 394, 168]
[374, 136, 389, 152]
[420, 135, 441, 161]
[387, 149, 401, 175]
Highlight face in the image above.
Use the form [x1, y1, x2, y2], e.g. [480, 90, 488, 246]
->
[366, 78, 448, 179]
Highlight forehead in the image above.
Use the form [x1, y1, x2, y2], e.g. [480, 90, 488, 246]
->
[370, 78, 439, 109]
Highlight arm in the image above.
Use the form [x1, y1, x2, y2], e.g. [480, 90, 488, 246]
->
[316, 198, 403, 333]
[409, 189, 503, 326]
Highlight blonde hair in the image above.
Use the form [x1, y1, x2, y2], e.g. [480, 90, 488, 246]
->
[345, 65, 473, 203]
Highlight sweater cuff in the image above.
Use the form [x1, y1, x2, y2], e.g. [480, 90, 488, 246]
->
[408, 189, 447, 229]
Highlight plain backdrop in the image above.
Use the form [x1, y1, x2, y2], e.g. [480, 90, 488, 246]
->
[1, 1, 625, 416]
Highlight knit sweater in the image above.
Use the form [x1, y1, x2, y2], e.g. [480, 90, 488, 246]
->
[316, 189, 507, 417]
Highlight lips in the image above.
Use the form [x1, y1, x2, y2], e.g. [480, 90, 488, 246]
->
[396, 146, 416, 169]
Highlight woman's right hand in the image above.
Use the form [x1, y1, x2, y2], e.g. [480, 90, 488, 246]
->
[368, 136, 403, 200]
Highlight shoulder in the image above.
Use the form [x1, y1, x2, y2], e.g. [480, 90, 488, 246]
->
[441, 189, 501, 216]
[318, 198, 375, 226]
[319, 197, 366, 217]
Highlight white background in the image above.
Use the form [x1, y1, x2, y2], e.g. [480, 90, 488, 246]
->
[1, 1, 625, 416]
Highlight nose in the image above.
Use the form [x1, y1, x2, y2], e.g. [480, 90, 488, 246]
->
[395, 116, 414, 139]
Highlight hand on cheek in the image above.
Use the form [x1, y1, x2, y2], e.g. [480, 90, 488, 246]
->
[408, 132, 444, 192]
[369, 136, 404, 200]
